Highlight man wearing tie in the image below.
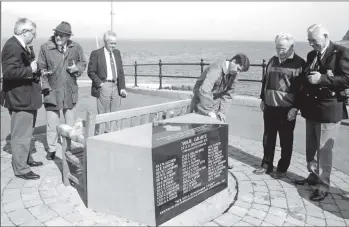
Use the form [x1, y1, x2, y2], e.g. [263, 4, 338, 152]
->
[294, 24, 349, 201]
[37, 21, 87, 160]
[87, 31, 127, 134]
[1, 18, 43, 180]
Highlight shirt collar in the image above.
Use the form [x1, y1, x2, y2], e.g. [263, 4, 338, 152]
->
[104, 47, 113, 54]
[225, 60, 230, 74]
[60, 44, 67, 51]
[278, 51, 294, 63]
[14, 35, 26, 48]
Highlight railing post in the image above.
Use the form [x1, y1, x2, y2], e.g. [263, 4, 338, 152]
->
[134, 61, 138, 87]
[159, 59, 162, 89]
[261, 59, 266, 81]
[200, 59, 204, 74]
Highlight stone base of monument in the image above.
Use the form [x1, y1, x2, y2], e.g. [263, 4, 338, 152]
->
[159, 172, 237, 226]
[87, 113, 237, 226]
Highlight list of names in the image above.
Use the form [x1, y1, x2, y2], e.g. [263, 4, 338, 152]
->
[155, 158, 180, 206]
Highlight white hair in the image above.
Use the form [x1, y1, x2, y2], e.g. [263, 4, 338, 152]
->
[14, 18, 36, 35]
[103, 31, 117, 42]
[307, 24, 329, 37]
[274, 33, 295, 47]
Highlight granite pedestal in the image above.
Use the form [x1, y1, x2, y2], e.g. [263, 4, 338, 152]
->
[87, 113, 228, 226]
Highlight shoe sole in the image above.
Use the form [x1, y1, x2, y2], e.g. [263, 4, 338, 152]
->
[294, 181, 316, 186]
[15, 175, 40, 180]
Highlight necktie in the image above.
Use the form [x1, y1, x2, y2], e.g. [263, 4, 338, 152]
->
[314, 51, 322, 71]
[25, 46, 31, 54]
[109, 52, 117, 81]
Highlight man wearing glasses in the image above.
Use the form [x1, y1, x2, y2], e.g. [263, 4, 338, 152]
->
[1, 18, 43, 180]
[253, 33, 305, 178]
[37, 21, 87, 160]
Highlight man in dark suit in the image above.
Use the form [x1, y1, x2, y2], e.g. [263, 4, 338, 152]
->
[1, 18, 43, 180]
[294, 24, 349, 201]
[87, 31, 126, 133]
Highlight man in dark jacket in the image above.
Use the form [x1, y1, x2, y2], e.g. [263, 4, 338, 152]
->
[37, 21, 87, 160]
[1, 18, 43, 180]
[294, 24, 349, 201]
[87, 31, 126, 134]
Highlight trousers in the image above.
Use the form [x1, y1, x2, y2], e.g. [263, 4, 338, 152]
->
[305, 119, 341, 192]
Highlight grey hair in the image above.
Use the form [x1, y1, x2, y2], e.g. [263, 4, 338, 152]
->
[275, 33, 295, 47]
[103, 31, 117, 42]
[14, 18, 36, 35]
[307, 24, 329, 37]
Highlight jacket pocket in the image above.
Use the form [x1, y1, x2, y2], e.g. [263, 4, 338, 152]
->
[7, 87, 31, 108]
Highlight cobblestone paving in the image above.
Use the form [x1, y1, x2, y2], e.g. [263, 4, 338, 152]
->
[1, 134, 348, 226]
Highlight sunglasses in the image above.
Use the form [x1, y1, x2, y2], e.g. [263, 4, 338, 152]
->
[54, 32, 69, 38]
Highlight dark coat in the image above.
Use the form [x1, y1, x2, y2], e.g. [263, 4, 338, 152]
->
[37, 37, 87, 111]
[87, 47, 125, 98]
[296, 42, 349, 123]
[1, 36, 42, 111]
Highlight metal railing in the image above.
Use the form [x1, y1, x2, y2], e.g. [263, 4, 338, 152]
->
[122, 59, 267, 89]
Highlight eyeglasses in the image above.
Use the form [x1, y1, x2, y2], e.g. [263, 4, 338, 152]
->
[54, 32, 69, 38]
[23, 29, 36, 37]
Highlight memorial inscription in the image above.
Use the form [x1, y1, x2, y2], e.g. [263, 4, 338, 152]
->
[152, 122, 228, 226]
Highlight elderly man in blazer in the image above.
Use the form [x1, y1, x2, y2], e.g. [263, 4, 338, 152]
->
[294, 24, 349, 201]
[87, 31, 127, 133]
[1, 18, 42, 180]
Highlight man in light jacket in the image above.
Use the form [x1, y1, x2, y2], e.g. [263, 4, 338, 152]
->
[37, 21, 87, 160]
[190, 53, 250, 169]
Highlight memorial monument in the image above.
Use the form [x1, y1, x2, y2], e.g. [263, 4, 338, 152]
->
[87, 113, 228, 226]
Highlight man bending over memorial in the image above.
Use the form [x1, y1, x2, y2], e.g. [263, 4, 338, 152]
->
[190, 53, 250, 169]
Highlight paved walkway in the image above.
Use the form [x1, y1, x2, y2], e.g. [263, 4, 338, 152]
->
[1, 133, 348, 226]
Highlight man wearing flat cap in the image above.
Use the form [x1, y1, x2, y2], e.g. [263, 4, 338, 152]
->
[190, 53, 250, 169]
[37, 21, 87, 160]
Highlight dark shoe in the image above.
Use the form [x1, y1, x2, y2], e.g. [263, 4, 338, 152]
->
[294, 178, 316, 186]
[15, 171, 40, 180]
[46, 152, 56, 160]
[253, 167, 272, 175]
[27, 161, 43, 167]
[310, 189, 329, 201]
[270, 171, 286, 179]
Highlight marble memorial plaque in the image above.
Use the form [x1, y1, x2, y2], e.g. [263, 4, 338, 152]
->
[152, 122, 228, 226]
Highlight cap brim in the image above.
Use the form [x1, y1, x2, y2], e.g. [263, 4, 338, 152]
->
[53, 29, 72, 36]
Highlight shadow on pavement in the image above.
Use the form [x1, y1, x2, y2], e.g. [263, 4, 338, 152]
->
[2, 125, 47, 155]
[53, 142, 87, 207]
[228, 145, 349, 220]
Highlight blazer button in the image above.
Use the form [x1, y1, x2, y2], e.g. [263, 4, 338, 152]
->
[315, 96, 317, 99]
[306, 94, 309, 96]
[319, 88, 322, 90]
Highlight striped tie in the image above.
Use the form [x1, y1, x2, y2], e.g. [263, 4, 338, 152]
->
[109, 52, 117, 81]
